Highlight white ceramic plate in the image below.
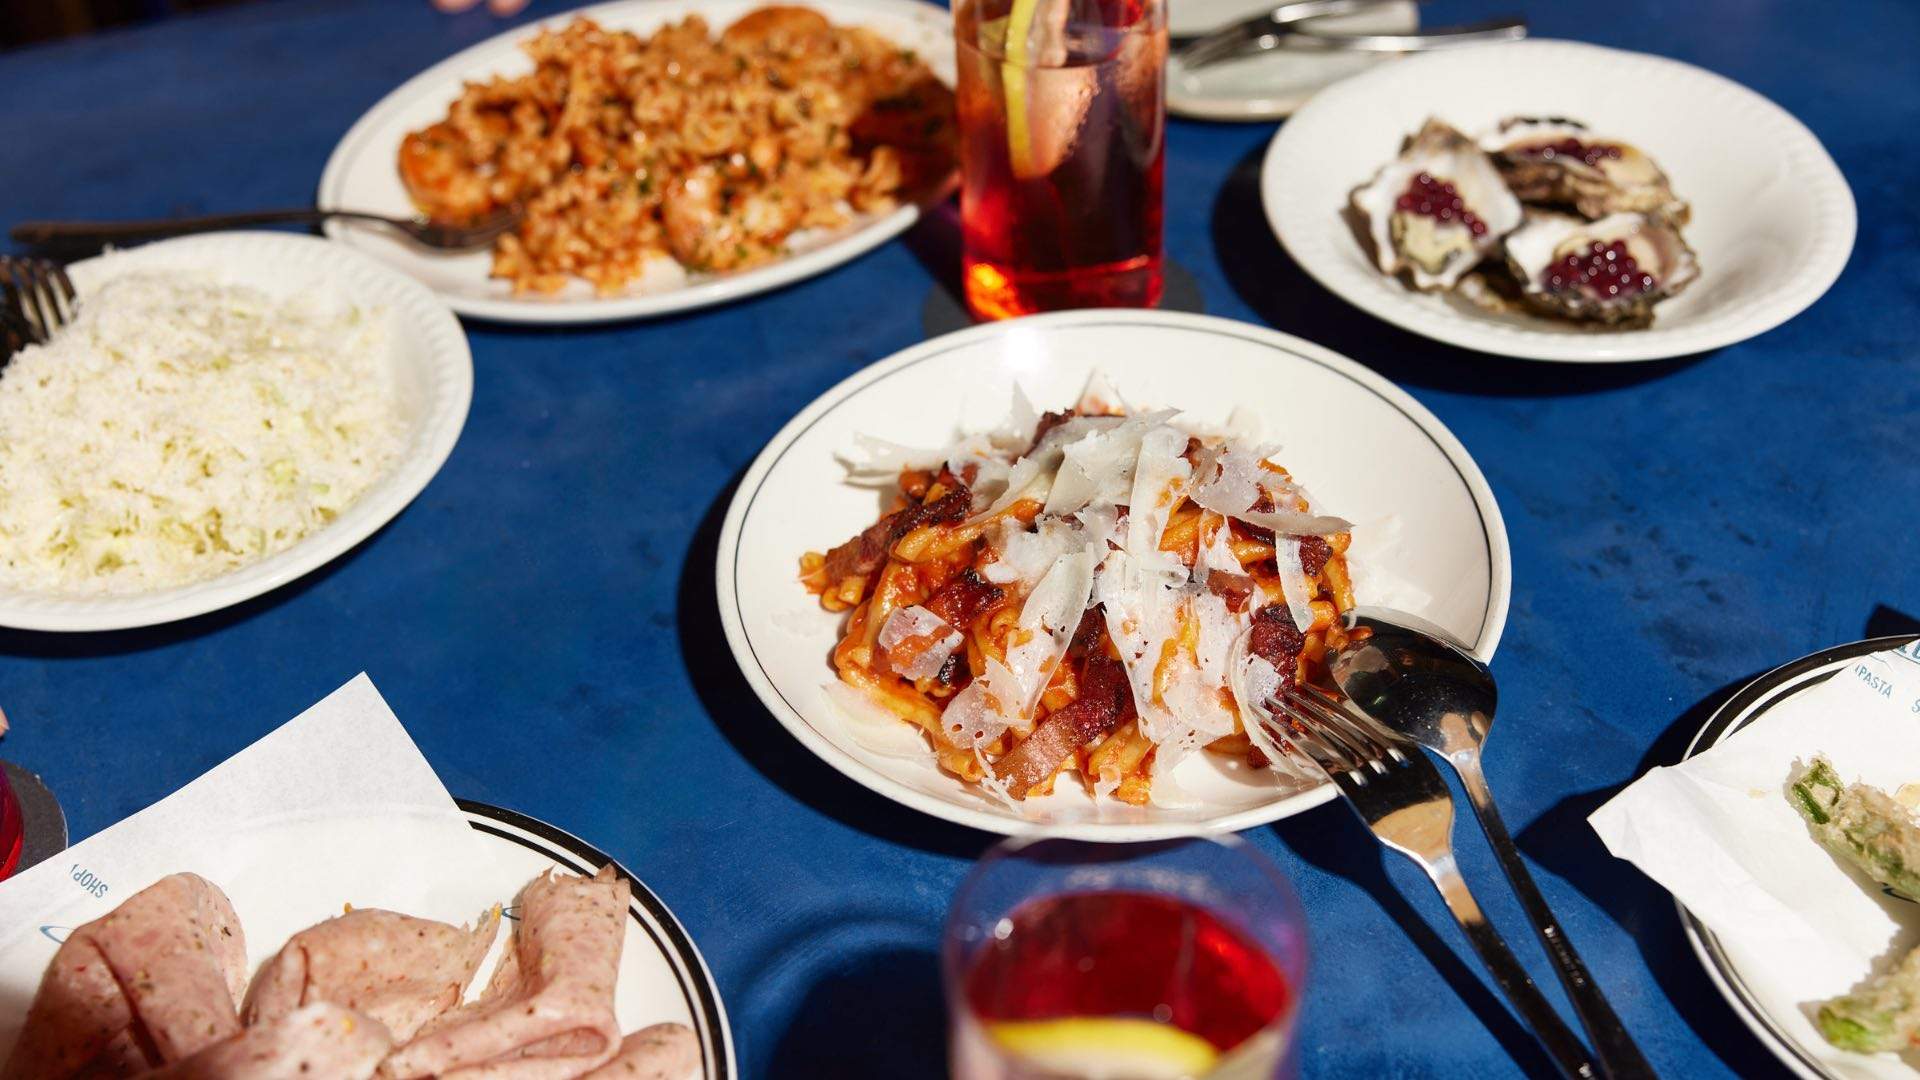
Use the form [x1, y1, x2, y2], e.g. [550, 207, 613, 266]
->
[1263, 40, 1856, 362]
[0, 233, 471, 633]
[1167, 2, 1418, 122]
[317, 0, 954, 325]
[716, 310, 1511, 840]
[0, 801, 735, 1079]
[1679, 637, 1920, 1080]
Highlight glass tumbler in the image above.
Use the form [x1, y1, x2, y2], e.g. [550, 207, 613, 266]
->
[945, 834, 1308, 1080]
[0, 765, 23, 880]
[954, 0, 1168, 319]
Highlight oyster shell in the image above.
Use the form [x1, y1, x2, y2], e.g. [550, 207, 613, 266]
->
[1350, 119, 1524, 292]
[1481, 116, 1689, 225]
[1503, 211, 1700, 326]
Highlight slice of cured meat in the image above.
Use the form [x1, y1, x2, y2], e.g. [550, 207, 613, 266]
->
[379, 867, 627, 1079]
[578, 1024, 699, 1080]
[243, 907, 499, 1043]
[2, 873, 246, 1080]
[141, 1003, 392, 1080]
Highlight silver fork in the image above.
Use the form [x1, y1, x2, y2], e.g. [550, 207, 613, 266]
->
[0, 256, 77, 353]
[1260, 682, 1598, 1079]
[11, 206, 522, 254]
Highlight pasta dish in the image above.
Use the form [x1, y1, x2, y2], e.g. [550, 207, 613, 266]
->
[399, 7, 955, 295]
[802, 383, 1358, 806]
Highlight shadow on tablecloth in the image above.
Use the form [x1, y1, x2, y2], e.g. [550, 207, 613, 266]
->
[1271, 805, 1559, 1077]
[676, 468, 992, 862]
[1514, 669, 1805, 1080]
[1209, 141, 1714, 398]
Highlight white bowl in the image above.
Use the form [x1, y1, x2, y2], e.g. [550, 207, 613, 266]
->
[0, 233, 472, 632]
[317, 0, 954, 325]
[716, 309, 1511, 840]
[1264, 39, 1856, 362]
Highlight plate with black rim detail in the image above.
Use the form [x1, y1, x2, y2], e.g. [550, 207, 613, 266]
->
[456, 800, 735, 1080]
[0, 798, 734, 1078]
[715, 309, 1511, 841]
[1678, 636, 1920, 1080]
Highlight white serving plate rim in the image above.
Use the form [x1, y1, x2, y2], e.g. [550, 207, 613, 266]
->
[1262, 38, 1858, 363]
[316, 0, 956, 325]
[0, 232, 472, 632]
[714, 308, 1513, 840]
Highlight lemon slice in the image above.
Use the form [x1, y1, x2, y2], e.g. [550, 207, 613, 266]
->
[987, 1017, 1221, 1079]
[998, 0, 1043, 178]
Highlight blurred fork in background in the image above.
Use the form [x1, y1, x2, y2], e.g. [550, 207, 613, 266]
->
[0, 255, 76, 360]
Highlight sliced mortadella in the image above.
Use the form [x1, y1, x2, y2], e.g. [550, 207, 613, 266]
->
[578, 1024, 700, 1080]
[379, 866, 627, 1079]
[140, 1003, 392, 1080]
[243, 906, 500, 1043]
[2, 873, 246, 1080]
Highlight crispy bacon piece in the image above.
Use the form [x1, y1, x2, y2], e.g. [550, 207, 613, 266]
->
[1248, 604, 1305, 690]
[820, 480, 973, 582]
[820, 514, 895, 583]
[934, 651, 968, 689]
[1298, 536, 1333, 577]
[1026, 409, 1077, 453]
[992, 651, 1135, 797]
[1066, 604, 1106, 661]
[923, 568, 1004, 628]
[1206, 572, 1256, 613]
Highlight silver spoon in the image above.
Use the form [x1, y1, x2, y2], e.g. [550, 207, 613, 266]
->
[1328, 607, 1656, 1080]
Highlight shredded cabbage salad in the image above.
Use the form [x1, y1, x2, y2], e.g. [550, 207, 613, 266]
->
[0, 271, 405, 595]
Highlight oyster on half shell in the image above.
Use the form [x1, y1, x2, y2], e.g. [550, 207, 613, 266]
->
[1350, 119, 1524, 292]
[1503, 211, 1700, 327]
[1482, 117, 1690, 225]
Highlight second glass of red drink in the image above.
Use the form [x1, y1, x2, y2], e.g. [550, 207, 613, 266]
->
[945, 834, 1308, 1079]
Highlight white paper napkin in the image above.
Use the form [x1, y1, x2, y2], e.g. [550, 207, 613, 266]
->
[0, 674, 501, 1057]
[1590, 641, 1920, 1079]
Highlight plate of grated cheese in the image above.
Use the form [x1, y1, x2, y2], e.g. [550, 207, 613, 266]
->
[0, 232, 471, 632]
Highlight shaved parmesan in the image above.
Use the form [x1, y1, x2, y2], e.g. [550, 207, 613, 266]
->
[1228, 633, 1291, 771]
[946, 542, 1101, 747]
[1274, 538, 1317, 633]
[1241, 506, 1353, 538]
[1122, 425, 1193, 586]
[840, 432, 951, 483]
[829, 371, 1360, 801]
[878, 605, 962, 681]
[982, 516, 1080, 590]
[990, 383, 1043, 453]
[1044, 424, 1141, 516]
[1191, 448, 1351, 536]
[1076, 370, 1129, 414]
[823, 681, 935, 761]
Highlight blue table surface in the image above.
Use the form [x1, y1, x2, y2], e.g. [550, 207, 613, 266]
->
[3, 0, 1917, 1075]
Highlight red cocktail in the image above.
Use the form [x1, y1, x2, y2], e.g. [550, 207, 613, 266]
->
[946, 837, 1307, 1079]
[955, 0, 1167, 319]
[0, 767, 22, 880]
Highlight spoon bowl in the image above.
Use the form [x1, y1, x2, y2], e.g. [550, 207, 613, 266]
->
[1329, 606, 1497, 764]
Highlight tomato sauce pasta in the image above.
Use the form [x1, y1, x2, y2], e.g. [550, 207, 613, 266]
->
[802, 387, 1359, 806]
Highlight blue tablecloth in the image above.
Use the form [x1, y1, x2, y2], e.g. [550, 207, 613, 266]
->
[3, 0, 1915, 1075]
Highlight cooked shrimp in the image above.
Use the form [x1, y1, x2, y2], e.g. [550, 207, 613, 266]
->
[721, 6, 831, 51]
[399, 123, 497, 223]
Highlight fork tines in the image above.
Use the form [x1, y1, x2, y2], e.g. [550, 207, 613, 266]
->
[1263, 681, 1408, 777]
[0, 255, 78, 347]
